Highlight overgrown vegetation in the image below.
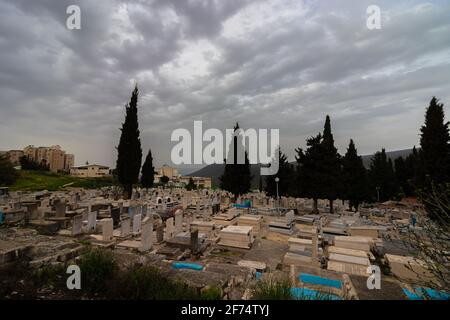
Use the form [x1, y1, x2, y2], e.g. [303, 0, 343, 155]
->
[34, 263, 66, 288]
[112, 264, 199, 299]
[78, 248, 119, 295]
[251, 276, 340, 300]
[200, 286, 223, 300]
[251, 277, 293, 300]
[1, 248, 222, 300]
[9, 170, 116, 191]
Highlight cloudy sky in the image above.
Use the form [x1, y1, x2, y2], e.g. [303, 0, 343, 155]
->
[1, 0, 449, 171]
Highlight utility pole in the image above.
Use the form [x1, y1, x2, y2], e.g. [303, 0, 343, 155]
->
[275, 177, 280, 214]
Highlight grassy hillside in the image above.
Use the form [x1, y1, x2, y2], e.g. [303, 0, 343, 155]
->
[10, 170, 117, 191]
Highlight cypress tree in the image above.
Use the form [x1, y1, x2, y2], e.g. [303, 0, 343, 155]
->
[394, 156, 408, 198]
[394, 152, 420, 198]
[342, 139, 368, 211]
[320, 115, 342, 213]
[296, 134, 325, 213]
[265, 149, 294, 198]
[219, 123, 253, 197]
[369, 149, 398, 202]
[406, 146, 421, 192]
[141, 149, 155, 189]
[116, 85, 142, 199]
[419, 97, 450, 184]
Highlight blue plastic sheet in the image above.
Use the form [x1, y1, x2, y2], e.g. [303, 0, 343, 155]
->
[233, 200, 251, 209]
[291, 287, 341, 300]
[299, 273, 342, 289]
[172, 262, 204, 271]
[403, 287, 450, 300]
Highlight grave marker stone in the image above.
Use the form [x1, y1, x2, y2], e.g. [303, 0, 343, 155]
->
[121, 217, 131, 237]
[72, 214, 83, 236]
[101, 218, 113, 241]
[133, 213, 142, 234]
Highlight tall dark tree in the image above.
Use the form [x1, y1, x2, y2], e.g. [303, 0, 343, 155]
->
[320, 115, 342, 213]
[406, 146, 421, 192]
[220, 123, 253, 197]
[394, 156, 408, 198]
[342, 139, 368, 211]
[186, 177, 197, 191]
[116, 85, 142, 199]
[160, 175, 169, 185]
[394, 152, 420, 198]
[19, 156, 49, 171]
[141, 149, 155, 189]
[296, 134, 325, 213]
[369, 148, 398, 202]
[265, 148, 294, 198]
[419, 97, 450, 184]
[0, 155, 19, 186]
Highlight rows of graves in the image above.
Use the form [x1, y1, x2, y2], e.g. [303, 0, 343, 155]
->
[0, 187, 441, 300]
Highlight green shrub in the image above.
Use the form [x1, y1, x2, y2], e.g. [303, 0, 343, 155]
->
[79, 248, 118, 294]
[251, 278, 293, 300]
[112, 265, 200, 300]
[200, 286, 222, 300]
[34, 263, 66, 288]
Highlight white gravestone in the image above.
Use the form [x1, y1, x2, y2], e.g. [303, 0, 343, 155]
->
[133, 213, 142, 234]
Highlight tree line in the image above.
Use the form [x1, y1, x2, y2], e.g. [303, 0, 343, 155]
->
[220, 97, 450, 214]
[1, 83, 449, 212]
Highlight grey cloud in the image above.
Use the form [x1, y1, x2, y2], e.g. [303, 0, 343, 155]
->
[0, 0, 449, 168]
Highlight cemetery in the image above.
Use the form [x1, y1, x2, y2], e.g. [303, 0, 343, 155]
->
[1, 186, 446, 300]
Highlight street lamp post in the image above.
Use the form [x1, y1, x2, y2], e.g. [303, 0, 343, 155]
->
[275, 177, 280, 214]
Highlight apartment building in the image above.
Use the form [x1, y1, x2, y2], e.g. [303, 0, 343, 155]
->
[0, 150, 24, 166]
[22, 145, 75, 172]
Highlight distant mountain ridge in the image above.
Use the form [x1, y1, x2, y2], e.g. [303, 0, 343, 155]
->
[188, 148, 414, 187]
[360, 148, 414, 168]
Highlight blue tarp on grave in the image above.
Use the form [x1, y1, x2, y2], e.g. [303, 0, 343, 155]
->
[291, 287, 341, 300]
[172, 262, 204, 271]
[403, 287, 450, 300]
[299, 273, 343, 289]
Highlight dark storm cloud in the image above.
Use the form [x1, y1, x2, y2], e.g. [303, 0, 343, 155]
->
[0, 0, 449, 167]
